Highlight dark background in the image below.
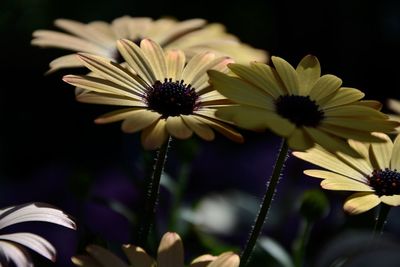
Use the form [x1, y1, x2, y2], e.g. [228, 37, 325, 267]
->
[1, 0, 400, 266]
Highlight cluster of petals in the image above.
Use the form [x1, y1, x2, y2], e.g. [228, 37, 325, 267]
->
[72, 232, 239, 267]
[32, 16, 267, 73]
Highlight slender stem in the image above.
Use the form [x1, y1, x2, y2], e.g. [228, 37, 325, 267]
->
[293, 219, 313, 267]
[240, 139, 289, 267]
[372, 203, 391, 238]
[137, 136, 172, 248]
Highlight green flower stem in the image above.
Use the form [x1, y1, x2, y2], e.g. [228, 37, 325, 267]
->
[137, 136, 172, 248]
[240, 139, 289, 267]
[168, 162, 190, 231]
[293, 219, 313, 267]
[373, 203, 391, 237]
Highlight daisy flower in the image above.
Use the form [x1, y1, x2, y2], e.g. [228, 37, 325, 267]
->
[208, 55, 399, 156]
[32, 16, 267, 73]
[0, 202, 76, 267]
[63, 38, 243, 150]
[293, 133, 400, 214]
[72, 232, 240, 267]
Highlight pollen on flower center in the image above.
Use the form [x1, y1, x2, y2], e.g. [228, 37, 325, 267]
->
[275, 95, 324, 127]
[145, 78, 200, 117]
[368, 168, 400, 196]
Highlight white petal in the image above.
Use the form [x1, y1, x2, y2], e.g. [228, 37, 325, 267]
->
[0, 203, 75, 230]
[0, 233, 55, 261]
[0, 241, 33, 267]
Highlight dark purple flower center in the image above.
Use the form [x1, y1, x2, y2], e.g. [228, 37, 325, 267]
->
[145, 78, 199, 118]
[368, 168, 400, 196]
[275, 95, 324, 127]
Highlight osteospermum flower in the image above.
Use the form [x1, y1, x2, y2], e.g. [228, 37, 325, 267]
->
[72, 232, 239, 267]
[293, 133, 400, 214]
[63, 38, 243, 150]
[208, 55, 399, 156]
[0, 202, 76, 267]
[32, 16, 267, 73]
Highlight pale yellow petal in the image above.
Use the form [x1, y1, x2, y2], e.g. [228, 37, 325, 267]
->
[388, 98, 400, 114]
[287, 128, 314, 151]
[194, 115, 243, 143]
[321, 177, 373, 192]
[207, 252, 240, 267]
[77, 53, 148, 94]
[32, 30, 108, 55]
[157, 232, 184, 267]
[304, 169, 368, 183]
[370, 133, 393, 170]
[380, 195, 400, 206]
[343, 193, 381, 215]
[55, 18, 115, 47]
[355, 100, 382, 110]
[165, 50, 185, 81]
[140, 39, 167, 80]
[141, 119, 168, 150]
[250, 61, 285, 98]
[117, 39, 157, 85]
[293, 146, 365, 179]
[336, 151, 373, 177]
[215, 106, 271, 130]
[76, 91, 146, 107]
[72, 255, 101, 267]
[319, 123, 387, 143]
[182, 52, 216, 85]
[63, 74, 144, 99]
[304, 127, 360, 157]
[121, 110, 161, 133]
[191, 57, 234, 92]
[208, 70, 271, 109]
[166, 116, 193, 139]
[319, 87, 364, 109]
[86, 245, 129, 267]
[390, 134, 400, 172]
[296, 55, 321, 95]
[95, 108, 145, 124]
[323, 117, 399, 133]
[271, 56, 299, 95]
[190, 254, 217, 267]
[309, 75, 342, 101]
[324, 105, 387, 119]
[122, 245, 156, 267]
[229, 63, 281, 98]
[391, 134, 400, 170]
[47, 54, 83, 73]
[181, 115, 215, 141]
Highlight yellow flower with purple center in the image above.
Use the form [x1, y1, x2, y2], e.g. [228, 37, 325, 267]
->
[63, 38, 243, 150]
[293, 133, 400, 214]
[208, 55, 399, 156]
